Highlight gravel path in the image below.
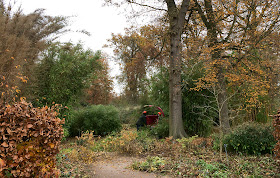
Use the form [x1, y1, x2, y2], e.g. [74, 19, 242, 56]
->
[85, 153, 171, 178]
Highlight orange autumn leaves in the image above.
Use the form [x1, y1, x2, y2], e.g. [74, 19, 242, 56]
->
[0, 100, 64, 177]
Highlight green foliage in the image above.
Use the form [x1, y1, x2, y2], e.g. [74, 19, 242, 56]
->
[211, 133, 222, 151]
[117, 105, 141, 125]
[68, 105, 121, 136]
[223, 123, 276, 155]
[150, 117, 169, 139]
[131, 156, 166, 172]
[149, 67, 170, 116]
[181, 65, 215, 137]
[33, 42, 101, 107]
[176, 135, 198, 149]
[256, 107, 269, 123]
[149, 65, 216, 137]
[196, 160, 229, 178]
[62, 127, 70, 141]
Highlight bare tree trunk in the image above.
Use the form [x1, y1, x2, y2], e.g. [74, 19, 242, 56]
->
[217, 71, 230, 133]
[166, 0, 190, 138]
[169, 31, 187, 138]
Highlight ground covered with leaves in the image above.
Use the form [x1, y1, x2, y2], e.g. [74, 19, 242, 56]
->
[56, 129, 280, 177]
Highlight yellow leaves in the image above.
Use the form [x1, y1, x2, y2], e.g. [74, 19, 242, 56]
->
[16, 75, 28, 83]
[11, 56, 14, 60]
[49, 143, 55, 149]
[20, 97, 26, 101]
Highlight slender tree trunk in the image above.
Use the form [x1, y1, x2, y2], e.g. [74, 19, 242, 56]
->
[217, 70, 230, 133]
[212, 46, 230, 133]
[166, 0, 190, 138]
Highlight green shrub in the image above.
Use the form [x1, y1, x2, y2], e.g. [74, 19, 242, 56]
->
[149, 117, 169, 139]
[132, 156, 166, 172]
[68, 105, 121, 136]
[118, 105, 141, 125]
[223, 123, 276, 155]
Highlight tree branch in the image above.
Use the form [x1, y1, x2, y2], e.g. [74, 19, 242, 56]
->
[223, 0, 238, 42]
[127, 0, 167, 12]
[193, 0, 210, 29]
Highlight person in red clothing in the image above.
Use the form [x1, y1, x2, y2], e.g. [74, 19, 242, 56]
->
[136, 111, 147, 131]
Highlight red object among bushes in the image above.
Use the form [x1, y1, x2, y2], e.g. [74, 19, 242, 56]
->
[146, 115, 159, 125]
[144, 105, 165, 126]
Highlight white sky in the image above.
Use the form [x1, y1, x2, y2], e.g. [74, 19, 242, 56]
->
[16, 0, 131, 94]
[17, 0, 128, 51]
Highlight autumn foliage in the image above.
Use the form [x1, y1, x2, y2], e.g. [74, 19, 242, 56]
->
[0, 100, 64, 177]
[274, 110, 280, 160]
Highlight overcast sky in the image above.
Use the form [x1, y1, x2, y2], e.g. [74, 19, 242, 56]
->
[16, 0, 132, 93]
[17, 0, 128, 52]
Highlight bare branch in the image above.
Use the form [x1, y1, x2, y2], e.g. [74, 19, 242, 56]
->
[127, 0, 167, 11]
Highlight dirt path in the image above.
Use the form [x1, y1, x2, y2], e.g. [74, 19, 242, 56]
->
[85, 153, 171, 178]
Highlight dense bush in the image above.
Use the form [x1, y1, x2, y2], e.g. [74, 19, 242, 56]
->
[150, 117, 169, 139]
[68, 105, 121, 136]
[223, 123, 276, 155]
[118, 105, 141, 125]
[34, 43, 101, 107]
[0, 100, 64, 177]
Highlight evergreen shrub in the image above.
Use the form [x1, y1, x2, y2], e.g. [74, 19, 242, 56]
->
[68, 105, 121, 136]
[150, 117, 169, 139]
[223, 123, 276, 155]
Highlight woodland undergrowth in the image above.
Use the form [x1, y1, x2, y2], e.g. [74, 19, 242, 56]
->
[56, 126, 279, 177]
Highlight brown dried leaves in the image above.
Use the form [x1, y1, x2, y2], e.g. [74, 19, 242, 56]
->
[0, 100, 63, 177]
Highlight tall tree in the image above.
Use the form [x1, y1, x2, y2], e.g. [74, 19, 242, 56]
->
[86, 57, 113, 105]
[0, 1, 67, 103]
[192, 0, 280, 132]
[107, 25, 167, 104]
[165, 0, 190, 138]
[105, 0, 191, 138]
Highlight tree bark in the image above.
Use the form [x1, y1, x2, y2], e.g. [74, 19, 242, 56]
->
[165, 0, 190, 138]
[217, 70, 230, 133]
